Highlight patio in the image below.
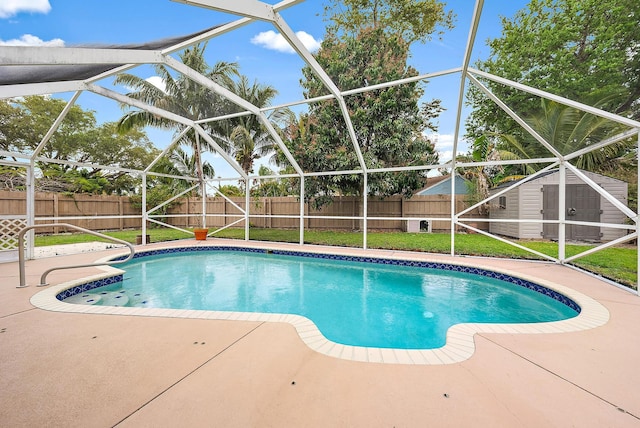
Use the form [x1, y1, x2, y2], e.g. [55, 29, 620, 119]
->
[1, 239, 639, 427]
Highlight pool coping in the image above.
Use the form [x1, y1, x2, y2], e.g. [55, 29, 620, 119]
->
[29, 242, 610, 365]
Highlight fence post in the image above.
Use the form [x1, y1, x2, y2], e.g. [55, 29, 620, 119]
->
[118, 197, 124, 230]
[53, 193, 59, 234]
[223, 198, 227, 227]
[186, 197, 190, 228]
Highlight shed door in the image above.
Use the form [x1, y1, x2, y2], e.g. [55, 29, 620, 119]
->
[569, 184, 601, 241]
[542, 185, 559, 240]
[543, 184, 601, 241]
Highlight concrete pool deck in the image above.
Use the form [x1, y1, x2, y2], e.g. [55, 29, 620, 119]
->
[1, 238, 639, 426]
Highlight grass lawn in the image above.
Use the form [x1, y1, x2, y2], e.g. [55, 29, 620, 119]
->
[34, 227, 637, 289]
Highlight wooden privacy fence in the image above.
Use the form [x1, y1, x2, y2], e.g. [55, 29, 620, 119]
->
[0, 190, 488, 233]
[166, 194, 488, 232]
[0, 190, 141, 233]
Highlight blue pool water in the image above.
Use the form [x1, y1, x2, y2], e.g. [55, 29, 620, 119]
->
[62, 249, 579, 349]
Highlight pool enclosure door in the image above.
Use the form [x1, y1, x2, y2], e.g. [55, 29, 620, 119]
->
[542, 184, 601, 242]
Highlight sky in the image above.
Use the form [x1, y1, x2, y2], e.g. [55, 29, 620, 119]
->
[1, 0, 530, 179]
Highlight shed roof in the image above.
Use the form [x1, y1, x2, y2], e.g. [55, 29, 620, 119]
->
[491, 169, 625, 191]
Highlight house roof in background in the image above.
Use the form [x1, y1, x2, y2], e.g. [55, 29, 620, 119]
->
[417, 174, 470, 196]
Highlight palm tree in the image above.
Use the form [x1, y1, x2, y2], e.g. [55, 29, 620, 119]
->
[225, 75, 289, 175]
[498, 96, 633, 175]
[167, 147, 216, 192]
[114, 43, 239, 196]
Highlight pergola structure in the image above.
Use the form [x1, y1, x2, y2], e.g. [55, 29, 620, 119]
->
[1, 0, 638, 292]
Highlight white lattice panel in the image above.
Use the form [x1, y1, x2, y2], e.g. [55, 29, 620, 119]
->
[0, 217, 27, 250]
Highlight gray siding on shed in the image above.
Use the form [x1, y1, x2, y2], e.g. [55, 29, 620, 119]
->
[488, 188, 520, 237]
[489, 170, 628, 242]
[597, 179, 629, 241]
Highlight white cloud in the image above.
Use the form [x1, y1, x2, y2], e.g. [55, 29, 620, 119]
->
[0, 34, 64, 46]
[146, 76, 166, 92]
[121, 76, 166, 94]
[0, 0, 51, 19]
[251, 30, 321, 54]
[439, 150, 453, 163]
[427, 133, 469, 162]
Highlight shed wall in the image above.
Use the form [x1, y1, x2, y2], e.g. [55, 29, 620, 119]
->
[489, 170, 629, 242]
[488, 188, 520, 238]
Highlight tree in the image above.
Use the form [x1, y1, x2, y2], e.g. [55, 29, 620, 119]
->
[323, 0, 453, 44]
[0, 96, 157, 194]
[166, 146, 216, 186]
[115, 43, 239, 197]
[454, 136, 500, 215]
[251, 165, 292, 197]
[78, 122, 157, 194]
[225, 76, 289, 175]
[0, 96, 94, 158]
[467, 0, 640, 141]
[497, 97, 634, 175]
[293, 27, 441, 208]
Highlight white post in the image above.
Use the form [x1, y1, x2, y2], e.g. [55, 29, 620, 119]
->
[201, 181, 207, 229]
[450, 168, 456, 256]
[558, 163, 566, 262]
[363, 173, 368, 250]
[299, 176, 305, 245]
[26, 162, 35, 259]
[141, 174, 147, 245]
[245, 179, 250, 241]
[195, 133, 206, 229]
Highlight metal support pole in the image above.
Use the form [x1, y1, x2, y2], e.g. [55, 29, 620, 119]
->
[450, 168, 456, 256]
[558, 163, 566, 262]
[201, 193, 207, 229]
[299, 176, 305, 245]
[245, 179, 250, 241]
[26, 162, 35, 259]
[363, 173, 368, 250]
[195, 133, 206, 229]
[141, 174, 147, 245]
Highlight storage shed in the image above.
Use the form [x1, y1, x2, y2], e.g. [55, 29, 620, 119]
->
[489, 169, 628, 242]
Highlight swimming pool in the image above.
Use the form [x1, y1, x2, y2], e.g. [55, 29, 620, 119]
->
[31, 244, 609, 364]
[57, 246, 579, 349]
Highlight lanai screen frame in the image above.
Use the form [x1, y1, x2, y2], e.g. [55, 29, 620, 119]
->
[0, 0, 638, 292]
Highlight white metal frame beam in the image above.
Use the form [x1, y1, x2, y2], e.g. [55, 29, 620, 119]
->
[468, 68, 640, 129]
[0, 46, 164, 66]
[0, 81, 85, 99]
[467, 74, 564, 159]
[171, 0, 276, 21]
[86, 83, 194, 127]
[31, 92, 82, 159]
[449, 0, 484, 254]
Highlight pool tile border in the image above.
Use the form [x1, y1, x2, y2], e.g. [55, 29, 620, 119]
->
[109, 246, 581, 312]
[31, 243, 610, 365]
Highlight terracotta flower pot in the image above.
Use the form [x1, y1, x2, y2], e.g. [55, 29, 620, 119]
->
[194, 228, 209, 240]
